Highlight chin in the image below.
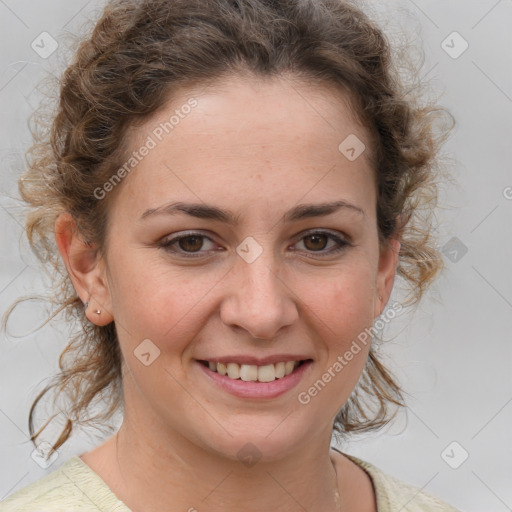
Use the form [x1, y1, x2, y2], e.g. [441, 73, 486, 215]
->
[194, 416, 318, 464]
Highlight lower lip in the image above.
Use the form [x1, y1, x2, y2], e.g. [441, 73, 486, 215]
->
[196, 360, 312, 399]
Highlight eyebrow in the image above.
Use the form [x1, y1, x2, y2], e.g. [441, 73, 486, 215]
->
[139, 200, 365, 224]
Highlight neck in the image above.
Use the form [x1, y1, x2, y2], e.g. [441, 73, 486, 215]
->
[102, 417, 342, 512]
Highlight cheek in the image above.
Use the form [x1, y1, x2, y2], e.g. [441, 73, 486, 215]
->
[107, 249, 221, 346]
[295, 261, 376, 375]
[300, 261, 376, 333]
[292, 269, 375, 418]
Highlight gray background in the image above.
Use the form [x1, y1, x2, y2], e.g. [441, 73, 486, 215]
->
[0, 1, 511, 511]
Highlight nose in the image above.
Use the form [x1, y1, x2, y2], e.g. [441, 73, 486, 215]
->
[219, 250, 299, 341]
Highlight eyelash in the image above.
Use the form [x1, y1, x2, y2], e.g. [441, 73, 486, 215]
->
[157, 230, 351, 259]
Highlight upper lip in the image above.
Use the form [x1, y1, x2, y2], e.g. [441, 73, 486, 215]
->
[197, 355, 313, 366]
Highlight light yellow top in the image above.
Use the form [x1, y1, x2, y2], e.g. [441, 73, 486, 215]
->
[0, 452, 460, 511]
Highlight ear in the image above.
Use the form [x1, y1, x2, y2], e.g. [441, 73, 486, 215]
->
[54, 212, 113, 326]
[374, 235, 401, 318]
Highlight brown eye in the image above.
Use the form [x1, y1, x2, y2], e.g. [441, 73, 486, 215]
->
[303, 234, 329, 251]
[294, 231, 350, 257]
[178, 236, 204, 252]
[158, 233, 217, 257]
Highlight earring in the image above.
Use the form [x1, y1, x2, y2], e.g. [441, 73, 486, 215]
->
[84, 299, 100, 315]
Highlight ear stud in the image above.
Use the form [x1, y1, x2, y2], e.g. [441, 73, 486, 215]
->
[84, 300, 100, 315]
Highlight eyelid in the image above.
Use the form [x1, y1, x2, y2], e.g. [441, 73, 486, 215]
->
[293, 228, 351, 243]
[158, 230, 219, 250]
[290, 229, 351, 257]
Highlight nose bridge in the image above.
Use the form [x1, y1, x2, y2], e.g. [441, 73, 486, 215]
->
[220, 237, 298, 339]
[242, 252, 281, 303]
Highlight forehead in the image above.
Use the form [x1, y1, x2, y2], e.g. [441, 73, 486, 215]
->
[116, 74, 375, 215]
[147, 73, 369, 153]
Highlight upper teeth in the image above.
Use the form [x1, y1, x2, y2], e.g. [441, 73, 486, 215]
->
[207, 361, 301, 382]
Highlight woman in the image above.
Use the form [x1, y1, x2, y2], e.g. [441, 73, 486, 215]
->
[1, 0, 458, 510]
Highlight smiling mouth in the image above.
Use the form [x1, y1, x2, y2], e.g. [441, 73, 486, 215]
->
[198, 359, 311, 383]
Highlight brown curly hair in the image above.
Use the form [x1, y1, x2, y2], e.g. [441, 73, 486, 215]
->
[2, 0, 452, 455]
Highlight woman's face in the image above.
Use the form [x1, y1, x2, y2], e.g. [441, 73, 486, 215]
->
[94, 74, 399, 461]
